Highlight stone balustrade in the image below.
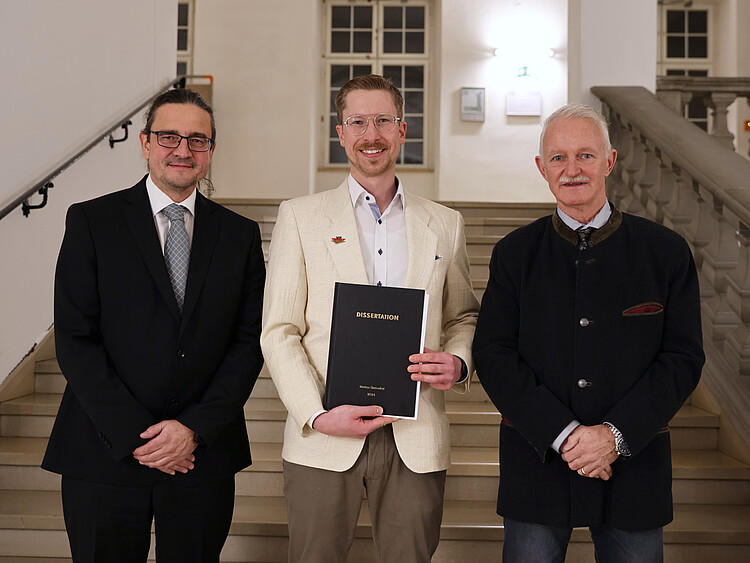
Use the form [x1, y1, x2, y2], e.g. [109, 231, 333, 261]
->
[593, 85, 750, 451]
[656, 76, 750, 156]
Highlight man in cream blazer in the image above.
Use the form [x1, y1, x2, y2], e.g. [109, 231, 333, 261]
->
[261, 75, 478, 562]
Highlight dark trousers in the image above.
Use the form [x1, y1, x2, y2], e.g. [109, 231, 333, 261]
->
[502, 518, 664, 563]
[61, 474, 235, 563]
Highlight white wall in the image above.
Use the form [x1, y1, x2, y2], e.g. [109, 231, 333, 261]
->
[569, 0, 657, 108]
[0, 0, 176, 213]
[437, 0, 567, 203]
[0, 0, 176, 381]
[193, 0, 321, 200]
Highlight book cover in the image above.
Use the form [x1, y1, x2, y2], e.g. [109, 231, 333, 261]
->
[324, 282, 429, 420]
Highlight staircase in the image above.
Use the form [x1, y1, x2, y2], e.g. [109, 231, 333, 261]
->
[1, 200, 750, 562]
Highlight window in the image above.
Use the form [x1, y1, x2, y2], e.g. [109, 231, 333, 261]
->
[324, 1, 430, 168]
[665, 9, 708, 59]
[177, 0, 194, 76]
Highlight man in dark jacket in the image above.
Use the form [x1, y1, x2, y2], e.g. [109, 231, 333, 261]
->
[42, 89, 265, 562]
[473, 104, 704, 562]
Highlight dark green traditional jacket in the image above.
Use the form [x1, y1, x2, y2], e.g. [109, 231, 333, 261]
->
[473, 207, 704, 531]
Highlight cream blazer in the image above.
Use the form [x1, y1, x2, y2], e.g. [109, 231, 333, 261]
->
[260, 181, 479, 473]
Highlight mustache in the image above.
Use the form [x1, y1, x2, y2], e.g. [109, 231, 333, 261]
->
[560, 174, 589, 183]
[165, 158, 196, 167]
[355, 142, 388, 150]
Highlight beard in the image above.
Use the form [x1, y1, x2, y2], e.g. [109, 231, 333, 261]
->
[347, 142, 398, 178]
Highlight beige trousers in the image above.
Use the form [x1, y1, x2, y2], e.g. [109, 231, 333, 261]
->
[283, 425, 446, 563]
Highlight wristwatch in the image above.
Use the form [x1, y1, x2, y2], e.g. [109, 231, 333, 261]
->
[603, 422, 631, 457]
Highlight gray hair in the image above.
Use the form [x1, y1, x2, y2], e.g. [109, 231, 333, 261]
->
[539, 104, 611, 156]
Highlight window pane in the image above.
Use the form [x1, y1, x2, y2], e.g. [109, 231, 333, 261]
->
[177, 29, 188, 51]
[665, 69, 686, 76]
[332, 6, 350, 28]
[666, 10, 685, 33]
[404, 142, 423, 164]
[688, 10, 707, 33]
[331, 31, 350, 53]
[353, 6, 372, 28]
[406, 116, 423, 138]
[405, 32, 424, 54]
[353, 31, 372, 53]
[353, 65, 372, 77]
[178, 3, 189, 26]
[688, 69, 708, 77]
[405, 7, 424, 29]
[667, 36, 685, 58]
[688, 97, 707, 119]
[383, 66, 402, 87]
[405, 91, 424, 113]
[384, 7, 402, 29]
[330, 119, 340, 137]
[330, 90, 338, 113]
[330, 142, 349, 164]
[695, 121, 708, 132]
[404, 66, 424, 88]
[688, 36, 707, 58]
[384, 31, 403, 53]
[176, 61, 187, 76]
[331, 65, 350, 87]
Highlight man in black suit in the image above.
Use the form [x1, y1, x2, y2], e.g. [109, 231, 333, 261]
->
[473, 104, 704, 562]
[42, 89, 265, 562]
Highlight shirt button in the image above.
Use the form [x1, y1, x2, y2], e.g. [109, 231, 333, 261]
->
[365, 195, 371, 201]
[579, 318, 590, 327]
[578, 379, 589, 388]
[177, 350, 186, 358]
[169, 399, 179, 406]
[378, 219, 382, 224]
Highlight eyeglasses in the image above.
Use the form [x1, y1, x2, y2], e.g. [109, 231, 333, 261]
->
[149, 131, 214, 152]
[342, 114, 401, 136]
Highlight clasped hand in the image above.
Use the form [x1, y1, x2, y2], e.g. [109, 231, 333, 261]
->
[132, 419, 198, 475]
[407, 347, 462, 391]
[560, 424, 618, 481]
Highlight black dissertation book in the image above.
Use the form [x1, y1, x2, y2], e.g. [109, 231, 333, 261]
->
[324, 282, 429, 419]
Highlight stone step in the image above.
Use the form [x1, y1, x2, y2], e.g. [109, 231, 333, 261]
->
[3, 432, 746, 505]
[470, 256, 491, 282]
[465, 235, 499, 257]
[0, 490, 748, 562]
[463, 217, 535, 237]
[0, 394, 721, 452]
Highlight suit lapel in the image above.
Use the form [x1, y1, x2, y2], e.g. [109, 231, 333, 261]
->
[323, 181, 369, 284]
[181, 192, 219, 328]
[404, 193, 438, 290]
[122, 179, 181, 322]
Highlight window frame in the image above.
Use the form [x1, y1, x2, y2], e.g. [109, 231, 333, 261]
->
[322, 0, 432, 170]
[177, 0, 195, 77]
[658, 5, 712, 74]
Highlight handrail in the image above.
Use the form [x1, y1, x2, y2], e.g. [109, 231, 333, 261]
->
[0, 77, 180, 221]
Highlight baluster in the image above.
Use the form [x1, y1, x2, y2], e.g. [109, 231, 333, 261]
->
[704, 92, 737, 150]
[698, 195, 741, 342]
[725, 223, 750, 375]
[607, 118, 631, 207]
[682, 181, 713, 271]
[632, 143, 659, 219]
[663, 165, 695, 232]
[644, 149, 674, 225]
[620, 132, 646, 214]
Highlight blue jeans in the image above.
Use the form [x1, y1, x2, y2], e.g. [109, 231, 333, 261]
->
[502, 518, 663, 563]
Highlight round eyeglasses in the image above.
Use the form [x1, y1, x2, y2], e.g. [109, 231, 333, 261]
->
[149, 131, 214, 152]
[342, 114, 401, 136]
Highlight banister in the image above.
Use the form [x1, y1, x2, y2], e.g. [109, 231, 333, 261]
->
[0, 77, 180, 221]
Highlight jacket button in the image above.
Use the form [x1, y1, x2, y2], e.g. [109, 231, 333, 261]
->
[169, 399, 179, 406]
[577, 378, 589, 388]
[177, 350, 186, 358]
[579, 318, 590, 327]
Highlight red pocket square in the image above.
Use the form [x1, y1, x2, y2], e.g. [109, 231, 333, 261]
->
[623, 302, 663, 316]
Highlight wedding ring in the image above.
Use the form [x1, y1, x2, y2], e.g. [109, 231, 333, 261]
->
[579, 468, 587, 476]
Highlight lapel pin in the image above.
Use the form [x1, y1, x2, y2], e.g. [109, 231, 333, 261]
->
[435, 254, 443, 260]
[332, 236, 346, 244]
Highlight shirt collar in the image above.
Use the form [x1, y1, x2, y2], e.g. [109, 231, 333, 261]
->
[146, 174, 197, 218]
[347, 174, 404, 214]
[557, 200, 611, 231]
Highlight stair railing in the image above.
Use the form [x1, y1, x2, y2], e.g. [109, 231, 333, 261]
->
[593, 85, 750, 452]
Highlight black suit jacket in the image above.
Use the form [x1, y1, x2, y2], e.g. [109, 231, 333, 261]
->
[42, 177, 265, 486]
[473, 208, 704, 531]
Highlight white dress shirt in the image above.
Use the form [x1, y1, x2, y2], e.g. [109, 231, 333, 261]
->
[347, 174, 408, 287]
[145, 175, 197, 252]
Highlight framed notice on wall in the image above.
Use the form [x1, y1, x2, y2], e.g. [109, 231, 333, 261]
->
[461, 87, 485, 122]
